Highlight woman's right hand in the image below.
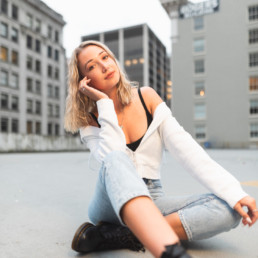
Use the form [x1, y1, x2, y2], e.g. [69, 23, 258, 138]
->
[79, 76, 109, 101]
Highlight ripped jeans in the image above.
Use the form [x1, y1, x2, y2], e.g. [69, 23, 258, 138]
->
[88, 151, 241, 241]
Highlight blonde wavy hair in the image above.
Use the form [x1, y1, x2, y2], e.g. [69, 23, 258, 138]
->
[64, 40, 134, 134]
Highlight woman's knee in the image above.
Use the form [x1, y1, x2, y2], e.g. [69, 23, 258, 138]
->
[213, 196, 241, 230]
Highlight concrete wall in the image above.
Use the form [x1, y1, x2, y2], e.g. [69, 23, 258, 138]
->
[0, 133, 87, 152]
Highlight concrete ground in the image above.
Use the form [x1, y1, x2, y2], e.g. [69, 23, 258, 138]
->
[0, 149, 257, 258]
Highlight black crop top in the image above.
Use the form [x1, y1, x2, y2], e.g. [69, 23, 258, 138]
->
[90, 88, 153, 152]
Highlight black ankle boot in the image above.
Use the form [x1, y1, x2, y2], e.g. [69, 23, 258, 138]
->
[71, 221, 145, 253]
[161, 243, 191, 258]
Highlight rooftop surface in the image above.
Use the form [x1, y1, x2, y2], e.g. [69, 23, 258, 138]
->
[0, 149, 257, 258]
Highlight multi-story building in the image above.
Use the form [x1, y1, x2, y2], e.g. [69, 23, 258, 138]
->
[81, 24, 171, 105]
[161, 0, 258, 148]
[0, 0, 66, 139]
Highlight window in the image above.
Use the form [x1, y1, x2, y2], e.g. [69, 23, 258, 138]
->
[0, 70, 8, 85]
[250, 99, 258, 114]
[27, 77, 33, 92]
[250, 76, 258, 91]
[55, 124, 59, 136]
[194, 16, 204, 30]
[1, 117, 8, 132]
[194, 103, 206, 119]
[47, 65, 52, 77]
[11, 96, 18, 110]
[11, 4, 18, 20]
[195, 81, 205, 96]
[54, 30, 59, 43]
[10, 73, 18, 88]
[1, 93, 8, 109]
[35, 101, 41, 115]
[35, 60, 41, 73]
[194, 60, 205, 74]
[55, 105, 59, 117]
[47, 45, 52, 58]
[26, 99, 33, 113]
[47, 84, 53, 97]
[11, 50, 18, 65]
[11, 119, 18, 133]
[35, 39, 41, 53]
[48, 103, 53, 116]
[27, 56, 33, 70]
[26, 14, 33, 29]
[35, 122, 41, 134]
[0, 46, 8, 62]
[195, 125, 206, 139]
[47, 25, 52, 39]
[35, 19, 41, 33]
[26, 35, 32, 49]
[0, 22, 8, 38]
[35, 80, 41, 94]
[194, 38, 205, 52]
[54, 86, 59, 99]
[249, 5, 258, 21]
[48, 123, 52, 135]
[54, 49, 59, 61]
[27, 121, 33, 134]
[250, 122, 258, 138]
[249, 29, 258, 44]
[249, 53, 258, 67]
[1, 0, 8, 14]
[11, 27, 18, 42]
[54, 68, 59, 80]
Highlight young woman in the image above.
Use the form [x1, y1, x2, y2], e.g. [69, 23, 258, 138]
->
[64, 40, 258, 258]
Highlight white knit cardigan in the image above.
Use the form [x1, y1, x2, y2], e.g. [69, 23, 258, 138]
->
[80, 99, 248, 208]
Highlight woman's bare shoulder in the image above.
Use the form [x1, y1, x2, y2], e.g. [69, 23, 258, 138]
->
[140, 86, 163, 116]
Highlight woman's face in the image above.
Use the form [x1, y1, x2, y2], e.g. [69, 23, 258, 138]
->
[78, 45, 120, 93]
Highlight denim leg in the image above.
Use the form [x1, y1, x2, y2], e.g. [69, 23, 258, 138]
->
[154, 193, 241, 241]
[88, 151, 151, 226]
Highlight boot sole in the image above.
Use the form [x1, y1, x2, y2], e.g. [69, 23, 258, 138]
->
[71, 222, 94, 252]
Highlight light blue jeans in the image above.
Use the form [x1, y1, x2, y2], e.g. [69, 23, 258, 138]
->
[88, 151, 241, 241]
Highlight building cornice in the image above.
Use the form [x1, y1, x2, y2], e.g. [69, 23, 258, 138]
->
[24, 0, 66, 26]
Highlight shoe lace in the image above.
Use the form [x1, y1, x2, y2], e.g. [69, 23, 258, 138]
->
[98, 222, 145, 252]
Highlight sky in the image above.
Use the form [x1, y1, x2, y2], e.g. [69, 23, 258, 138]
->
[42, 0, 202, 58]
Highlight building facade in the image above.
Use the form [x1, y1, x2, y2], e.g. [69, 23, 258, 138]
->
[0, 0, 66, 138]
[161, 0, 258, 148]
[82, 24, 171, 105]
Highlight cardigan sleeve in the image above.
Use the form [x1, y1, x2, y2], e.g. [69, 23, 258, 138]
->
[80, 98, 126, 164]
[159, 112, 248, 208]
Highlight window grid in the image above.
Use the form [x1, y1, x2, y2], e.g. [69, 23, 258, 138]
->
[11, 119, 18, 133]
[249, 53, 258, 67]
[1, 93, 8, 109]
[194, 38, 205, 52]
[0, 46, 8, 62]
[250, 99, 258, 114]
[11, 27, 18, 42]
[249, 29, 258, 44]
[195, 125, 206, 139]
[10, 73, 18, 88]
[194, 103, 206, 119]
[249, 5, 258, 21]
[0, 22, 8, 38]
[249, 76, 258, 91]
[11, 96, 18, 110]
[0, 70, 8, 85]
[195, 81, 205, 96]
[194, 16, 204, 30]
[1, 117, 8, 132]
[194, 60, 205, 74]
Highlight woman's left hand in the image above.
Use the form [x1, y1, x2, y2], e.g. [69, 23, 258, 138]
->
[234, 196, 258, 226]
